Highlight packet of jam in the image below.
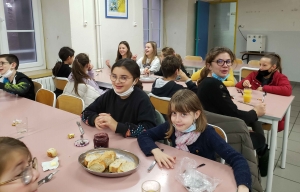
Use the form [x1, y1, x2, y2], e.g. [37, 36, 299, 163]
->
[93, 133, 109, 148]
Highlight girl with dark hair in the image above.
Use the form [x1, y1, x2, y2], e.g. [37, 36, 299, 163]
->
[138, 89, 251, 192]
[105, 41, 137, 68]
[197, 47, 269, 177]
[52, 47, 75, 97]
[0, 137, 39, 192]
[236, 53, 292, 131]
[81, 58, 156, 138]
[67, 53, 104, 95]
[136, 41, 160, 75]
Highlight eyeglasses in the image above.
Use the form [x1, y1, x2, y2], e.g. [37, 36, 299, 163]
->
[212, 59, 232, 66]
[110, 74, 133, 83]
[0, 61, 10, 67]
[0, 157, 38, 186]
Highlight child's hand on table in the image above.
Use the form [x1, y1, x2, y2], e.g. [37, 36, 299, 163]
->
[151, 148, 176, 169]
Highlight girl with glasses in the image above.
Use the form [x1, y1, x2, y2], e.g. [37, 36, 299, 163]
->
[0, 137, 39, 192]
[81, 58, 156, 138]
[197, 47, 269, 177]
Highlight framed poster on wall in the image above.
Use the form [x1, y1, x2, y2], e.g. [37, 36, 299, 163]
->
[105, 0, 128, 19]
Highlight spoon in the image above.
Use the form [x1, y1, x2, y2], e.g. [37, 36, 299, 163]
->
[262, 92, 267, 102]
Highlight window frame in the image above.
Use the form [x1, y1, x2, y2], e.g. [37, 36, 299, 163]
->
[0, 0, 46, 72]
[143, 0, 163, 50]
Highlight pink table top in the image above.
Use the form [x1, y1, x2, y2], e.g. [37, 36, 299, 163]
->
[228, 87, 294, 120]
[94, 68, 186, 93]
[0, 91, 80, 137]
[22, 119, 237, 192]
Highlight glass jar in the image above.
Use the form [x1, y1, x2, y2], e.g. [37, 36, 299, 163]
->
[93, 133, 109, 148]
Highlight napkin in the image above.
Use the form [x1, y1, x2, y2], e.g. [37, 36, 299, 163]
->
[42, 157, 59, 171]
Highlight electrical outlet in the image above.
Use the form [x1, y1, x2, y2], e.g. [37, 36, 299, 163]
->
[133, 21, 137, 27]
[83, 21, 88, 27]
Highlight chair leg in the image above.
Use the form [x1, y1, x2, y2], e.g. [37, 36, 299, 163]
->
[267, 131, 271, 149]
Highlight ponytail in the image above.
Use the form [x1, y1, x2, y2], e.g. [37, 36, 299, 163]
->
[52, 61, 63, 76]
[263, 53, 282, 73]
[197, 66, 210, 85]
[135, 80, 143, 90]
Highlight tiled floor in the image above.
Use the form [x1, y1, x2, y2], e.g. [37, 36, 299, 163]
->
[261, 82, 300, 192]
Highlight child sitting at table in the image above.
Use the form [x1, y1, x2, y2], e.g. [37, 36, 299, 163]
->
[236, 53, 292, 132]
[106, 41, 137, 68]
[138, 89, 251, 192]
[136, 41, 160, 75]
[0, 137, 40, 192]
[191, 65, 235, 87]
[63, 53, 106, 107]
[151, 55, 197, 97]
[154, 47, 190, 77]
[0, 54, 35, 100]
[81, 58, 156, 138]
[52, 46, 75, 97]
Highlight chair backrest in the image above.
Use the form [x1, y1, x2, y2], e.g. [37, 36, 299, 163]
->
[208, 123, 227, 164]
[234, 58, 243, 65]
[33, 81, 43, 94]
[248, 60, 260, 67]
[35, 88, 56, 107]
[155, 109, 166, 125]
[53, 77, 69, 90]
[148, 93, 170, 115]
[239, 67, 259, 81]
[184, 55, 203, 61]
[56, 94, 84, 115]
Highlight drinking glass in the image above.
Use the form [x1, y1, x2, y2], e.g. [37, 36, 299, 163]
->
[15, 117, 28, 133]
[243, 88, 252, 103]
[142, 180, 161, 192]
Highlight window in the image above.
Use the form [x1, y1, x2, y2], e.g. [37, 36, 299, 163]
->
[143, 0, 163, 49]
[0, 0, 45, 71]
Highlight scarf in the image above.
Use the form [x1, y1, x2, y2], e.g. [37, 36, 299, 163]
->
[175, 129, 200, 152]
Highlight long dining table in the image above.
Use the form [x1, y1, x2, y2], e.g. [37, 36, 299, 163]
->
[228, 87, 294, 192]
[0, 91, 238, 191]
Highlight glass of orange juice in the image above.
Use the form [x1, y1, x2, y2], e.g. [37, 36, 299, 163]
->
[243, 88, 252, 103]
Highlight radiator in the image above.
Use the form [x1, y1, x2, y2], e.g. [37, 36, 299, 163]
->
[33, 76, 55, 91]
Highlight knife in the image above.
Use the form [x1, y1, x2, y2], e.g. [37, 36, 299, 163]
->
[147, 149, 164, 172]
[38, 170, 59, 186]
[237, 100, 255, 107]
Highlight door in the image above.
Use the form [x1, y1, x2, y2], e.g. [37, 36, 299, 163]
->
[195, 1, 209, 58]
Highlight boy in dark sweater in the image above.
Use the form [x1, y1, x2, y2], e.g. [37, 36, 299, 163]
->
[151, 55, 197, 97]
[0, 54, 35, 100]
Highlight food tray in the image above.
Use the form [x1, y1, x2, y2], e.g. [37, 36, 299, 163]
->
[78, 148, 139, 177]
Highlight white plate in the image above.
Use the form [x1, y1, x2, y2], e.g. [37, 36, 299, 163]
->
[140, 77, 157, 83]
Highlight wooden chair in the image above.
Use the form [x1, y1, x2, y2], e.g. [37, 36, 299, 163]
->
[56, 94, 84, 115]
[248, 60, 260, 67]
[35, 88, 56, 107]
[148, 93, 170, 115]
[184, 55, 203, 61]
[239, 67, 258, 81]
[33, 81, 43, 94]
[209, 124, 227, 164]
[53, 77, 69, 90]
[234, 58, 243, 64]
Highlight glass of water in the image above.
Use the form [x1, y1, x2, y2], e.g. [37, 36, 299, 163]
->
[141, 180, 161, 192]
[15, 117, 28, 133]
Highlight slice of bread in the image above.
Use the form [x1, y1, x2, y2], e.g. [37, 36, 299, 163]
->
[87, 159, 106, 172]
[109, 159, 127, 173]
[84, 153, 102, 166]
[117, 161, 136, 173]
[99, 151, 116, 168]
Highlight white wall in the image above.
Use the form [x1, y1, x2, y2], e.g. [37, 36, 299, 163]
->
[236, 0, 300, 82]
[164, 0, 195, 56]
[41, 0, 143, 70]
[41, 0, 71, 69]
[99, 0, 144, 68]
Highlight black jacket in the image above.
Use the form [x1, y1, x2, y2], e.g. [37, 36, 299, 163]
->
[197, 77, 257, 125]
[151, 79, 197, 97]
[0, 72, 35, 100]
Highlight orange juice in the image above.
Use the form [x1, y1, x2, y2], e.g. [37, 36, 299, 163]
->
[243, 94, 252, 103]
[244, 88, 252, 94]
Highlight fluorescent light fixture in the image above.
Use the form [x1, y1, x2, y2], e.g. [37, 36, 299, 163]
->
[6, 3, 12, 7]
